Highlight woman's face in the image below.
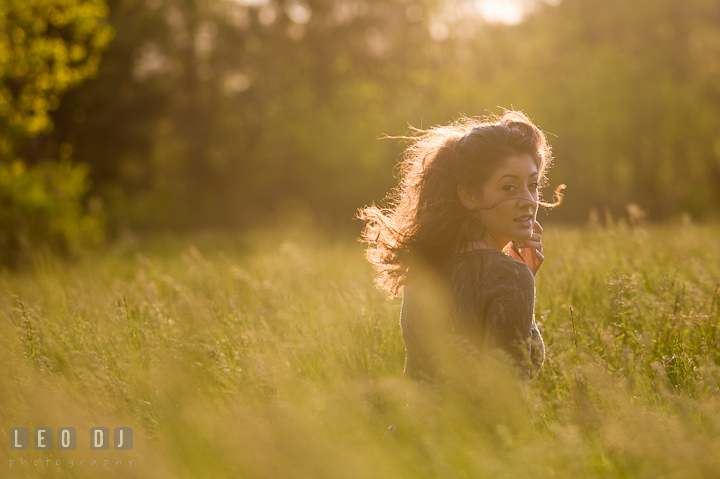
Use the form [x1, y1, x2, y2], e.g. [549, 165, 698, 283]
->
[461, 154, 539, 249]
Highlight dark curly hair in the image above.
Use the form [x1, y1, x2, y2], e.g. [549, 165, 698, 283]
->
[357, 110, 564, 298]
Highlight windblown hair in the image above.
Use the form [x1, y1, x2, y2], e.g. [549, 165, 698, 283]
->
[357, 110, 564, 298]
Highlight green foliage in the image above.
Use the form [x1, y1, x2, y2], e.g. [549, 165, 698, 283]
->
[0, 0, 114, 266]
[2, 224, 720, 477]
[0, 0, 114, 149]
[0, 159, 103, 267]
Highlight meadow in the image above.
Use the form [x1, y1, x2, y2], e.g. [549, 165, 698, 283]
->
[2, 218, 720, 478]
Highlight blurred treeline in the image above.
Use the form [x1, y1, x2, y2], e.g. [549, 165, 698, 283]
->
[2, 0, 720, 263]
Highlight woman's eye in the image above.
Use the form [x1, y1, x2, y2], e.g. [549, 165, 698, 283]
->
[529, 182, 538, 190]
[503, 185, 516, 192]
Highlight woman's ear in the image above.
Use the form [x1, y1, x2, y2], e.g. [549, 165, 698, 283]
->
[457, 184, 478, 211]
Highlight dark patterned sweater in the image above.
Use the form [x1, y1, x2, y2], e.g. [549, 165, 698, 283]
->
[399, 248, 545, 382]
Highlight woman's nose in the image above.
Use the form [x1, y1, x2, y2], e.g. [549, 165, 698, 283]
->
[517, 189, 537, 207]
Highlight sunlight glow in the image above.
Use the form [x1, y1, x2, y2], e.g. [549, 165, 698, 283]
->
[476, 0, 526, 25]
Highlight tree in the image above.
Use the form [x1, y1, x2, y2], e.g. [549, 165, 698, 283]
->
[0, 0, 114, 267]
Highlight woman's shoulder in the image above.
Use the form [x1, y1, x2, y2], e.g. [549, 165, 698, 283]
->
[446, 248, 532, 271]
[445, 249, 534, 287]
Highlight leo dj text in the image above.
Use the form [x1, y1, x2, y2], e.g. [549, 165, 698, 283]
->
[10, 427, 133, 450]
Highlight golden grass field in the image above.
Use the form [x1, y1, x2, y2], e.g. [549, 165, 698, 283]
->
[2, 219, 720, 478]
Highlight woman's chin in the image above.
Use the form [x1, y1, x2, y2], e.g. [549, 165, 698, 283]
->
[512, 230, 534, 242]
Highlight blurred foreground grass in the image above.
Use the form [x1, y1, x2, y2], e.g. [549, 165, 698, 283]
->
[2, 221, 720, 478]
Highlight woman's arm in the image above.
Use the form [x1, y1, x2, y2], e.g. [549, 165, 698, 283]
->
[482, 261, 544, 378]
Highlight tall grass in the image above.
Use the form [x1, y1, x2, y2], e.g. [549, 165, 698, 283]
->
[1, 220, 720, 478]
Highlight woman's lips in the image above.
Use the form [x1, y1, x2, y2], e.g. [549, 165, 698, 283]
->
[514, 215, 533, 227]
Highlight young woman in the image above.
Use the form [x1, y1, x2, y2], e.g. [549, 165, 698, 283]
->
[358, 110, 564, 383]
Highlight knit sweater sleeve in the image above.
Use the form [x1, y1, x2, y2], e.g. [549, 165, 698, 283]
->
[482, 259, 544, 378]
